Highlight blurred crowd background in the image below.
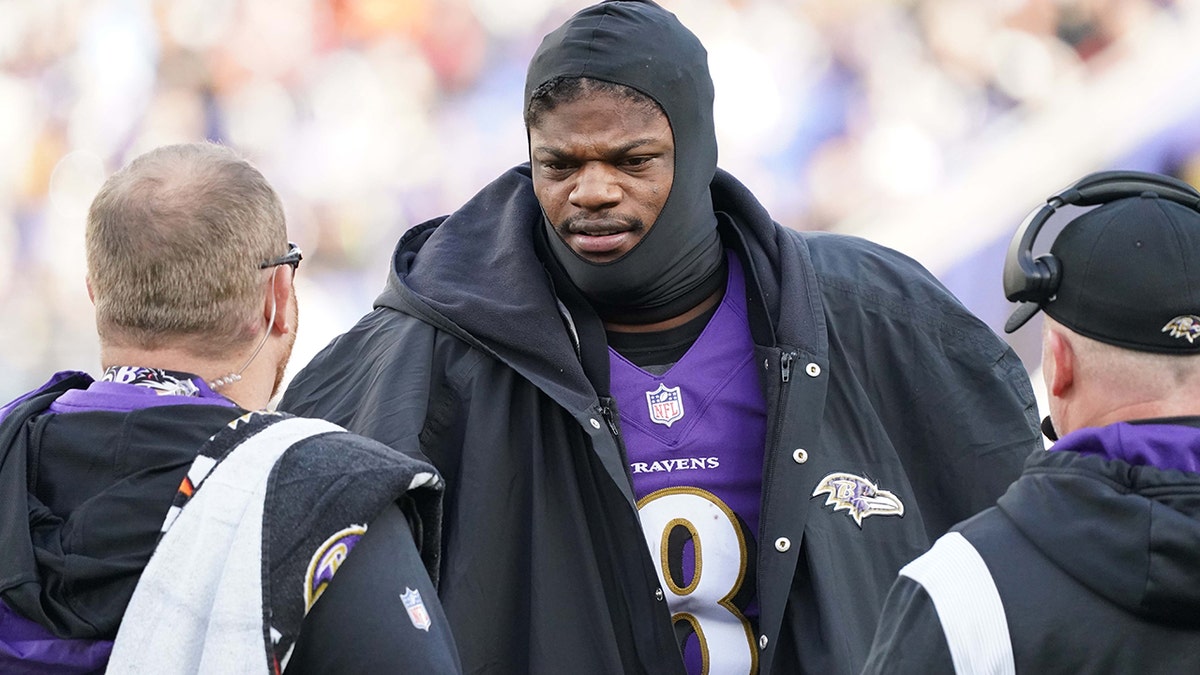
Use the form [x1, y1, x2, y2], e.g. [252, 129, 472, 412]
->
[3, 0, 1200, 404]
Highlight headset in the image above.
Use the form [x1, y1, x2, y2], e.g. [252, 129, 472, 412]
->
[1002, 170, 1200, 306]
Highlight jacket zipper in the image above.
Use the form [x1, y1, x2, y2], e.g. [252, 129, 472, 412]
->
[600, 400, 640, 496]
[599, 402, 621, 440]
[765, 351, 798, 484]
[597, 400, 681, 668]
[760, 350, 799, 521]
[756, 349, 799, 667]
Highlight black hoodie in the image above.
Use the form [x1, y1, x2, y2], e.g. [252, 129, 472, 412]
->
[865, 423, 1200, 674]
[282, 158, 1041, 673]
[281, 3, 1040, 674]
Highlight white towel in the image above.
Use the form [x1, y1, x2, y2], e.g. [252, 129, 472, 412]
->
[108, 417, 344, 674]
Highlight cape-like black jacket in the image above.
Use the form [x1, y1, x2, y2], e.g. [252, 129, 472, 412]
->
[281, 164, 1042, 674]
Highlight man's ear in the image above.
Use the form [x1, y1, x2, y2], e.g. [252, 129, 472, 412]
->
[1046, 329, 1075, 397]
[86, 278, 95, 305]
[266, 267, 293, 335]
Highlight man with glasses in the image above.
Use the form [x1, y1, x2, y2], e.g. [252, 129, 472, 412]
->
[0, 143, 460, 673]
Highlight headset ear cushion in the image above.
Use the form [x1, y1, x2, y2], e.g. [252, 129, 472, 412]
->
[1032, 253, 1061, 297]
[1003, 253, 1062, 333]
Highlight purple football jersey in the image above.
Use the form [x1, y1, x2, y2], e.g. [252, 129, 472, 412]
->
[610, 253, 767, 675]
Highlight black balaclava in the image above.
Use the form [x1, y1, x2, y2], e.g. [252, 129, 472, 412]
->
[525, 0, 725, 325]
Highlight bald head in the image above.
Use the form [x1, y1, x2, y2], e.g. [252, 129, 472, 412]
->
[1043, 317, 1200, 434]
[86, 143, 287, 357]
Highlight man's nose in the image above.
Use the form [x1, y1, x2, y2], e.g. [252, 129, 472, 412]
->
[569, 163, 621, 210]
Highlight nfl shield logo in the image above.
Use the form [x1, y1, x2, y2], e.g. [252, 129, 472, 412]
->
[401, 587, 433, 632]
[646, 383, 685, 427]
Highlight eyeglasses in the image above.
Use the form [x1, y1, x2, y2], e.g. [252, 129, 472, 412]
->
[260, 242, 303, 270]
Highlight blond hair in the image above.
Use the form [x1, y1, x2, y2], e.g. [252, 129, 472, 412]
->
[86, 143, 287, 357]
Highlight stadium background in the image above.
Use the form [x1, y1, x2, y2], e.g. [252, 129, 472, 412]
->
[2, 0, 1199, 413]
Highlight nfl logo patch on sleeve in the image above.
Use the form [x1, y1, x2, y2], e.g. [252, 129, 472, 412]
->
[401, 587, 433, 632]
[646, 383, 685, 427]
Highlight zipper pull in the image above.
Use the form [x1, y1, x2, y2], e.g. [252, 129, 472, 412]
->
[781, 351, 796, 383]
[599, 403, 621, 438]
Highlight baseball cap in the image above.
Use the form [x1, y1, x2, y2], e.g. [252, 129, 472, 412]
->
[1005, 193, 1200, 353]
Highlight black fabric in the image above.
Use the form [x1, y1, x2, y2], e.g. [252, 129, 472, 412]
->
[281, 159, 1040, 674]
[536, 220, 615, 398]
[255, 414, 448, 664]
[284, 503, 460, 674]
[996, 450, 1200, 625]
[526, 0, 724, 323]
[0, 379, 455, 673]
[606, 298, 720, 369]
[3, 400, 244, 638]
[859, 576, 953, 675]
[864, 449, 1200, 674]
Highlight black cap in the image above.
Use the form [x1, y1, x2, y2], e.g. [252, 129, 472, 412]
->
[1006, 193, 1200, 353]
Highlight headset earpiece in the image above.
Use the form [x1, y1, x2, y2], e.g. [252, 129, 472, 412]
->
[1003, 170, 1200, 309]
[1003, 200, 1061, 303]
[1031, 254, 1060, 297]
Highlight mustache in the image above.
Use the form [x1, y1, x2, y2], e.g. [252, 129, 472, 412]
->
[558, 213, 646, 235]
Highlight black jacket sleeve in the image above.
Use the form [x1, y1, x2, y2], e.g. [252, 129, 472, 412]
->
[860, 575, 953, 674]
[807, 232, 1043, 537]
[284, 503, 461, 674]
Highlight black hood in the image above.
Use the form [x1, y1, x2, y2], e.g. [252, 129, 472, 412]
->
[0, 379, 240, 639]
[998, 434, 1200, 623]
[375, 164, 827, 410]
[525, 0, 724, 323]
[381, 167, 600, 413]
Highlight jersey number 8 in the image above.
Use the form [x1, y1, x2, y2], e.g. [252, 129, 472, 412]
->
[638, 487, 757, 674]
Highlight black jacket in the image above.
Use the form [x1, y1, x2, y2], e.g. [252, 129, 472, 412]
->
[281, 164, 1041, 674]
[0, 373, 458, 674]
[863, 422, 1200, 674]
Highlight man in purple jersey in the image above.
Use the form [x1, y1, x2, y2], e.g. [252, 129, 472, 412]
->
[0, 143, 460, 673]
[281, 2, 1041, 673]
[864, 172, 1200, 673]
